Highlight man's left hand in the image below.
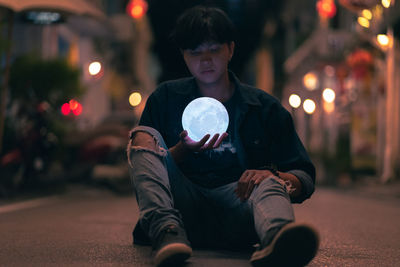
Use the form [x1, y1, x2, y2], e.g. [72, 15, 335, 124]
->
[235, 169, 276, 201]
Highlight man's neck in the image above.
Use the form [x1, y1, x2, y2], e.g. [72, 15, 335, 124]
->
[196, 74, 234, 102]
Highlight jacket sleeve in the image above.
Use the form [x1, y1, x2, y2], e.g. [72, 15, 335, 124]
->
[270, 106, 316, 203]
[138, 86, 166, 133]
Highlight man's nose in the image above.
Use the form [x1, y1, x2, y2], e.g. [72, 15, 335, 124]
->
[200, 52, 212, 63]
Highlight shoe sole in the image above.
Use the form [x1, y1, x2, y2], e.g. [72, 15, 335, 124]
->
[251, 223, 319, 267]
[154, 243, 192, 267]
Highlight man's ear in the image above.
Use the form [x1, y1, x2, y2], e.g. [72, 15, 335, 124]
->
[229, 41, 235, 59]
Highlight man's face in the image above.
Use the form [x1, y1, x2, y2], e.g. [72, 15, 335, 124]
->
[182, 42, 234, 86]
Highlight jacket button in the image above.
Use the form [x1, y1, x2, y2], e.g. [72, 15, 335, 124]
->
[254, 139, 260, 145]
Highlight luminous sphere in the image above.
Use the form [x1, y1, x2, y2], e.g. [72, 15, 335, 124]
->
[182, 97, 229, 142]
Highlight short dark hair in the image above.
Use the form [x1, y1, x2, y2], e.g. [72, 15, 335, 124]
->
[171, 6, 235, 50]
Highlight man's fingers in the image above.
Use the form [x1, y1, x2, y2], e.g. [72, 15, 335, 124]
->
[237, 171, 251, 200]
[180, 130, 188, 139]
[197, 134, 211, 147]
[213, 132, 228, 148]
[202, 134, 219, 149]
[245, 179, 256, 199]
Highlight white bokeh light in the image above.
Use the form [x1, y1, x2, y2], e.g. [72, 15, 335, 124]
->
[289, 94, 301, 108]
[182, 97, 229, 142]
[303, 99, 316, 114]
[88, 61, 102, 76]
[323, 88, 336, 103]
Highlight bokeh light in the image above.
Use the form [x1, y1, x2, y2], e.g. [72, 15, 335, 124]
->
[323, 101, 335, 113]
[323, 88, 336, 103]
[362, 9, 372, 20]
[289, 94, 301, 108]
[126, 0, 148, 19]
[72, 103, 83, 116]
[61, 103, 71, 115]
[358, 17, 370, 28]
[382, 0, 391, 8]
[303, 72, 319, 91]
[377, 34, 390, 47]
[61, 100, 82, 116]
[88, 61, 102, 76]
[129, 92, 142, 107]
[303, 99, 316, 114]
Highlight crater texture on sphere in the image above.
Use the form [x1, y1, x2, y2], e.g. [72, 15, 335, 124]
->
[182, 97, 229, 142]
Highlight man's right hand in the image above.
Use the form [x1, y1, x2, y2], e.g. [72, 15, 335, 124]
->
[179, 130, 228, 152]
[170, 130, 228, 163]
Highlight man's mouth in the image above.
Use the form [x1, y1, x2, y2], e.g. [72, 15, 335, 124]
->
[201, 69, 214, 74]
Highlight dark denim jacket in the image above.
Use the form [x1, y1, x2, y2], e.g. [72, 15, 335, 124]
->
[139, 72, 315, 203]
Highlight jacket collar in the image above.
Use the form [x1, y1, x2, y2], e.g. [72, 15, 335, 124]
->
[183, 71, 263, 107]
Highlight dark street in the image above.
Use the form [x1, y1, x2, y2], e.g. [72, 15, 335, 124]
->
[1, 183, 399, 266]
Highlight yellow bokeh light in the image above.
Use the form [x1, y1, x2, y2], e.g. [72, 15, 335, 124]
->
[289, 94, 301, 108]
[88, 61, 102, 76]
[303, 99, 316, 115]
[323, 101, 335, 113]
[362, 9, 372, 20]
[377, 34, 390, 46]
[382, 0, 391, 8]
[303, 72, 319, 91]
[129, 92, 142, 107]
[358, 17, 370, 28]
[322, 88, 336, 103]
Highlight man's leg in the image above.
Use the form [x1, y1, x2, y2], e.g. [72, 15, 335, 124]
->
[127, 126, 192, 266]
[249, 177, 319, 267]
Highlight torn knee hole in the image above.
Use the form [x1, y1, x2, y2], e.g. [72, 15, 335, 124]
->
[131, 131, 158, 151]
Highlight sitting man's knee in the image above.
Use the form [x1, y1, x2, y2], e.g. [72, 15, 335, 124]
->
[131, 131, 157, 151]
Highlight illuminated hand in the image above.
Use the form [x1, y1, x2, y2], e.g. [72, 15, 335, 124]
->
[179, 130, 228, 152]
[235, 169, 275, 201]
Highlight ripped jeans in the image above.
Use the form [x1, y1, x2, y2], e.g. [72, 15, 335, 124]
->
[127, 126, 294, 249]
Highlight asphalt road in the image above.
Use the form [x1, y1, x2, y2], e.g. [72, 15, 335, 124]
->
[0, 184, 399, 266]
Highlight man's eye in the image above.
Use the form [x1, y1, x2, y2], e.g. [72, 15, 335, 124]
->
[210, 46, 221, 53]
[189, 50, 201, 56]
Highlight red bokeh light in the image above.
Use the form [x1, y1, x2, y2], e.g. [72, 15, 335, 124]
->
[72, 103, 83, 116]
[61, 103, 71, 115]
[61, 100, 83, 116]
[317, 0, 337, 19]
[126, 0, 148, 19]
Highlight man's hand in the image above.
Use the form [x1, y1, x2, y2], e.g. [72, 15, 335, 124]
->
[235, 169, 276, 201]
[179, 130, 228, 152]
[170, 130, 228, 163]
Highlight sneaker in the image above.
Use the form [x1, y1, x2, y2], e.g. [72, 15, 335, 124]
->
[250, 223, 319, 267]
[153, 225, 192, 266]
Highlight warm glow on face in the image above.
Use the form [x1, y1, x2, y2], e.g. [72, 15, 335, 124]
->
[377, 34, 390, 46]
[362, 9, 372, 20]
[303, 99, 316, 114]
[382, 0, 391, 8]
[303, 72, 319, 91]
[358, 17, 370, 28]
[289, 94, 301, 108]
[129, 92, 142, 107]
[323, 88, 336, 103]
[88, 61, 101, 76]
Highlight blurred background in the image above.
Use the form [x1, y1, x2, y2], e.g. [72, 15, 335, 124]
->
[0, 0, 399, 198]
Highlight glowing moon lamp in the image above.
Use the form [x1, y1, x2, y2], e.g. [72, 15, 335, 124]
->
[182, 97, 229, 142]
